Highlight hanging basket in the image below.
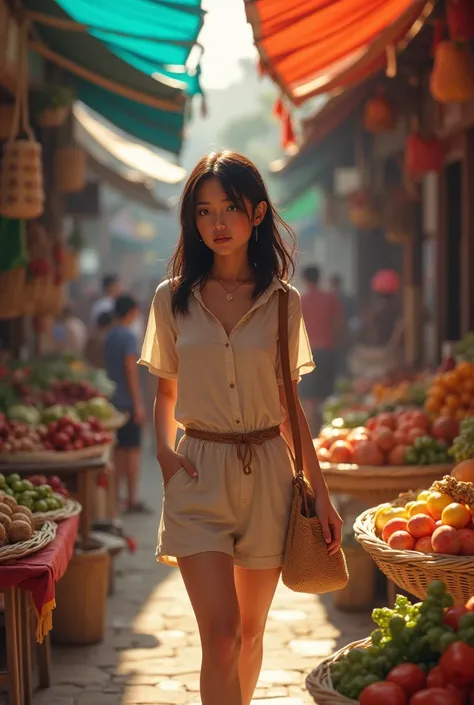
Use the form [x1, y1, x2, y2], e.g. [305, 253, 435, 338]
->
[347, 190, 381, 230]
[62, 249, 79, 281]
[54, 147, 86, 194]
[37, 105, 70, 129]
[0, 105, 15, 141]
[0, 267, 27, 319]
[34, 276, 65, 317]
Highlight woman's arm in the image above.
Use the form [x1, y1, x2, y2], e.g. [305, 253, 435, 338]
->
[279, 382, 342, 554]
[154, 378, 197, 482]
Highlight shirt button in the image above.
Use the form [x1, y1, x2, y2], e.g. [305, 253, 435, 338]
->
[236, 420, 240, 424]
[225, 343, 230, 348]
[230, 383, 235, 388]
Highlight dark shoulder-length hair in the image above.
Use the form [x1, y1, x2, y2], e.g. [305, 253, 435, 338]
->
[167, 150, 295, 315]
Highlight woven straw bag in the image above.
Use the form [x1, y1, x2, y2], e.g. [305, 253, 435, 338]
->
[279, 288, 349, 594]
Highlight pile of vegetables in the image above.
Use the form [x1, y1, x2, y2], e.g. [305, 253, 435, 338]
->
[332, 580, 474, 704]
[456, 332, 474, 364]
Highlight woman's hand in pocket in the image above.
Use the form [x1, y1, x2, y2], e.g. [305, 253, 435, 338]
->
[157, 445, 198, 487]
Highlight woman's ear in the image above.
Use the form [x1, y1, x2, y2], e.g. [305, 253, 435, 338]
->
[254, 200, 268, 226]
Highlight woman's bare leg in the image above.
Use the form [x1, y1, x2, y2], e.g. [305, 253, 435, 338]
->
[234, 566, 281, 705]
[178, 552, 242, 705]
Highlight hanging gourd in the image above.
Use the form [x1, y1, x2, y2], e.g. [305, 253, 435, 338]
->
[54, 146, 86, 194]
[405, 133, 443, 179]
[446, 0, 474, 41]
[0, 23, 44, 220]
[430, 40, 474, 103]
[363, 92, 396, 133]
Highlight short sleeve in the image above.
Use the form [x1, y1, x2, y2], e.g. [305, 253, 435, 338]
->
[123, 329, 138, 357]
[138, 280, 178, 379]
[276, 286, 315, 384]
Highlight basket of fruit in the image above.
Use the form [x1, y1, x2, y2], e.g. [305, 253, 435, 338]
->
[0, 490, 57, 563]
[316, 409, 455, 505]
[0, 472, 81, 528]
[354, 471, 474, 605]
[307, 580, 474, 705]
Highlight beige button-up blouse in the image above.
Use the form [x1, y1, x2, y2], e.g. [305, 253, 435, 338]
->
[138, 278, 314, 433]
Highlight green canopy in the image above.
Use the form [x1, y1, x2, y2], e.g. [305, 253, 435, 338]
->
[279, 188, 321, 224]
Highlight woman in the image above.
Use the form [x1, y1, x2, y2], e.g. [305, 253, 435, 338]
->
[139, 151, 342, 705]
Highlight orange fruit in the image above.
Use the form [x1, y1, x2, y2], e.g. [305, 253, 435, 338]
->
[430, 384, 446, 400]
[426, 491, 453, 521]
[460, 392, 472, 407]
[445, 394, 461, 411]
[425, 397, 442, 413]
[408, 501, 431, 518]
[440, 405, 455, 418]
[456, 409, 467, 422]
[443, 372, 459, 391]
[441, 502, 472, 529]
[457, 361, 474, 379]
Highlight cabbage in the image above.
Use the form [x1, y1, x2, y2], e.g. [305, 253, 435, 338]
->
[77, 397, 114, 421]
[41, 405, 79, 424]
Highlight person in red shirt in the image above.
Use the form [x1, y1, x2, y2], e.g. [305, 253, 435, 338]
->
[299, 266, 346, 434]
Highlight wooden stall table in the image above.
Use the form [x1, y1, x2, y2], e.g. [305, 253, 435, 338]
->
[0, 515, 79, 705]
[0, 456, 108, 548]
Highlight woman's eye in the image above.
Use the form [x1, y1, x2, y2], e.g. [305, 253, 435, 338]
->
[197, 208, 209, 216]
[227, 204, 237, 212]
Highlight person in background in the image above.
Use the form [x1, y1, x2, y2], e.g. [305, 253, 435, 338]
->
[299, 266, 346, 434]
[104, 295, 149, 513]
[84, 311, 113, 369]
[329, 274, 356, 377]
[330, 274, 356, 325]
[52, 306, 87, 357]
[90, 274, 122, 326]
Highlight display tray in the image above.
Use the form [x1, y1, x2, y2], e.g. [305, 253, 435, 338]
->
[321, 462, 453, 505]
[0, 444, 112, 465]
[0, 520, 57, 564]
[101, 411, 128, 431]
[32, 498, 82, 529]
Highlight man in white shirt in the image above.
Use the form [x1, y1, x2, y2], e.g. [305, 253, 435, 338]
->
[90, 274, 122, 326]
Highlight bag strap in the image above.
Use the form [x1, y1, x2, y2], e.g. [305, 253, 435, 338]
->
[278, 288, 304, 482]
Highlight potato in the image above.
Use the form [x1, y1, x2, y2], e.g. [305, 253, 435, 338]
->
[0, 523, 6, 546]
[12, 506, 33, 522]
[8, 520, 33, 543]
[12, 513, 32, 529]
[1, 496, 17, 512]
[0, 513, 12, 532]
[0, 502, 13, 518]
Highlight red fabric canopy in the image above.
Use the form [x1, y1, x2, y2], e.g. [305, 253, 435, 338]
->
[245, 0, 434, 104]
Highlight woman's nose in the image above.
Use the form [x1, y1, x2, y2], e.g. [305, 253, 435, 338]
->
[214, 218, 226, 231]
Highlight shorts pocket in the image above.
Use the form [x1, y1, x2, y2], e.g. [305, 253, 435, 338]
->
[164, 467, 186, 492]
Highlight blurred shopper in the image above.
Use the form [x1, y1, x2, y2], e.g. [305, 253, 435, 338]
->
[104, 294, 149, 513]
[329, 274, 356, 377]
[84, 311, 113, 369]
[300, 266, 345, 434]
[90, 274, 122, 325]
[52, 306, 87, 357]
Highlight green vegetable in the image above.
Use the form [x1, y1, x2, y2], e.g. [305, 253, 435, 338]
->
[7, 404, 40, 426]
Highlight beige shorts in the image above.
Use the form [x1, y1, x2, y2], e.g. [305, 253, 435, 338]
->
[156, 434, 294, 569]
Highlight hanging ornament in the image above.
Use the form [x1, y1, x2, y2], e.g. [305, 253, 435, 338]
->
[405, 133, 443, 179]
[273, 95, 284, 119]
[446, 0, 474, 41]
[281, 109, 295, 150]
[363, 90, 396, 133]
[430, 40, 474, 103]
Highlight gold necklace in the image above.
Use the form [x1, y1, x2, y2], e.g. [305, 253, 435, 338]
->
[215, 278, 246, 301]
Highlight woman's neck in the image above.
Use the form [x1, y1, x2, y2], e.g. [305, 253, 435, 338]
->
[210, 251, 253, 283]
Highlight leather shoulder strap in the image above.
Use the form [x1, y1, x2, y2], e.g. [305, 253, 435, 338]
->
[278, 288, 304, 480]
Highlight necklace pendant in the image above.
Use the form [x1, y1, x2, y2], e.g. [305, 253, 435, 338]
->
[226, 293, 234, 301]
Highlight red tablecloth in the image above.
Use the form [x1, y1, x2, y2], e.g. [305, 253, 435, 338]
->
[0, 516, 79, 642]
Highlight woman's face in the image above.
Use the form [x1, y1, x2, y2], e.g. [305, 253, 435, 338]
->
[195, 177, 266, 257]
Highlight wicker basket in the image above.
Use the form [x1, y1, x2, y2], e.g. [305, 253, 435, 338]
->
[34, 276, 65, 317]
[32, 498, 82, 529]
[306, 638, 371, 705]
[0, 520, 57, 564]
[37, 105, 70, 129]
[0, 443, 112, 465]
[354, 493, 474, 605]
[54, 146, 86, 194]
[321, 462, 452, 505]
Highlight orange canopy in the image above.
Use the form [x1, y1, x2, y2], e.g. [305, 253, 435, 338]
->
[245, 0, 434, 104]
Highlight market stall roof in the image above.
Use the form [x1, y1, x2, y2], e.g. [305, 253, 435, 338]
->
[86, 153, 170, 212]
[279, 187, 321, 223]
[24, 0, 204, 152]
[73, 103, 187, 185]
[245, 0, 434, 105]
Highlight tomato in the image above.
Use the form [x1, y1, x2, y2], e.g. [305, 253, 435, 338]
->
[360, 681, 407, 705]
[444, 607, 469, 631]
[410, 688, 464, 705]
[387, 664, 426, 696]
[440, 642, 474, 688]
[427, 668, 447, 688]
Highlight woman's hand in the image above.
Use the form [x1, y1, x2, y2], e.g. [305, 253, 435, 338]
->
[315, 490, 343, 556]
[157, 445, 198, 487]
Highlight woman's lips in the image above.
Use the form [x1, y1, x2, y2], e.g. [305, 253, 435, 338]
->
[213, 235, 232, 244]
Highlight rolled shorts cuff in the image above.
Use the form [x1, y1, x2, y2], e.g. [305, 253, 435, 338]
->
[234, 552, 284, 570]
[156, 545, 284, 570]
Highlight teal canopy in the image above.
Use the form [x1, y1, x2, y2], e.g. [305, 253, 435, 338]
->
[54, 0, 204, 96]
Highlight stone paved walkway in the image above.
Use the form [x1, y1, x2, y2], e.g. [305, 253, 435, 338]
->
[28, 450, 373, 705]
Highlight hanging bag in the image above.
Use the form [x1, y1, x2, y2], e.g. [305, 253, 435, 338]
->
[278, 287, 349, 594]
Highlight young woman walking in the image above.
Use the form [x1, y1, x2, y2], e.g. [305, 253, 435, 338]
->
[139, 151, 343, 705]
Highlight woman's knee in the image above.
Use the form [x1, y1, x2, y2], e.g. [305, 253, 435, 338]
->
[240, 620, 265, 651]
[201, 617, 242, 663]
